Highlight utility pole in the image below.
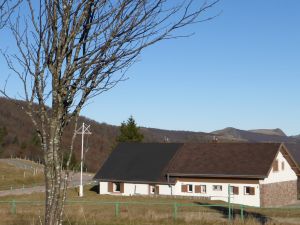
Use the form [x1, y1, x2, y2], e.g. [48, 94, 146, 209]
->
[76, 122, 92, 197]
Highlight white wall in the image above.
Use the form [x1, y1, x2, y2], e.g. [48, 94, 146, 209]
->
[173, 180, 261, 207]
[98, 181, 171, 196]
[260, 150, 297, 185]
[99, 181, 108, 194]
[99, 180, 261, 207]
[124, 183, 149, 195]
[157, 184, 172, 195]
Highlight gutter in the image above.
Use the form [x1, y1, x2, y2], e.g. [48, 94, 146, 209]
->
[93, 178, 175, 185]
[167, 173, 266, 179]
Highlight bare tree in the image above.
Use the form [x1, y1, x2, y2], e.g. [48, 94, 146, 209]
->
[0, 0, 20, 29]
[1, 0, 219, 224]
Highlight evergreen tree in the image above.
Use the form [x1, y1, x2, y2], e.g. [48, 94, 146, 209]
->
[117, 116, 144, 143]
[31, 131, 41, 146]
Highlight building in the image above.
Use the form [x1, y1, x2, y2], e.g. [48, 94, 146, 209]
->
[94, 143, 300, 207]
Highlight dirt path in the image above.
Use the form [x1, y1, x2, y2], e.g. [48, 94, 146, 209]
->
[0, 158, 95, 196]
[0, 172, 95, 196]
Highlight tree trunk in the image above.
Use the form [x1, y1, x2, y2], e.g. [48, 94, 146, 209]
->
[44, 119, 66, 225]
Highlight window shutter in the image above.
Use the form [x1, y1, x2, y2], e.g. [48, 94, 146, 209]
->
[233, 186, 239, 195]
[273, 160, 279, 172]
[195, 185, 201, 193]
[181, 185, 187, 192]
[120, 183, 124, 193]
[155, 185, 159, 194]
[108, 182, 113, 192]
[249, 187, 255, 195]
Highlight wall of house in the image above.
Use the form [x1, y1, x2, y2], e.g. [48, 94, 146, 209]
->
[298, 176, 300, 200]
[157, 184, 172, 195]
[260, 151, 297, 185]
[258, 150, 298, 206]
[260, 180, 297, 207]
[124, 183, 149, 195]
[98, 181, 172, 196]
[99, 180, 261, 206]
[99, 181, 108, 194]
[173, 178, 261, 207]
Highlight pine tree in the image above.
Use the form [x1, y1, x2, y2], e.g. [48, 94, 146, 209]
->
[116, 116, 144, 143]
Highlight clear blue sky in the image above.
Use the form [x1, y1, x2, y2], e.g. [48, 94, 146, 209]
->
[1, 1, 300, 135]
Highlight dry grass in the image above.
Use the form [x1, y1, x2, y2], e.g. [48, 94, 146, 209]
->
[0, 161, 44, 190]
[1, 185, 300, 225]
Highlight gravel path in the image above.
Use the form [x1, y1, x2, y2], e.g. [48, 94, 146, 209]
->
[0, 158, 95, 196]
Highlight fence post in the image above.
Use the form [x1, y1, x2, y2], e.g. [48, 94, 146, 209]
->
[173, 203, 177, 220]
[11, 200, 16, 215]
[115, 202, 119, 217]
[240, 204, 244, 221]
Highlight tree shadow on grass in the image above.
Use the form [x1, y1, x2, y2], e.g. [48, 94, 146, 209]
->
[194, 202, 269, 225]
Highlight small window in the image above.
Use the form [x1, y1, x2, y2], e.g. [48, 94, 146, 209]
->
[244, 186, 255, 195]
[213, 185, 222, 191]
[113, 182, 121, 192]
[150, 185, 155, 194]
[281, 161, 285, 170]
[273, 160, 279, 172]
[195, 185, 206, 193]
[230, 186, 239, 195]
[200, 185, 206, 193]
[229, 186, 234, 195]
[188, 184, 193, 192]
[244, 186, 251, 195]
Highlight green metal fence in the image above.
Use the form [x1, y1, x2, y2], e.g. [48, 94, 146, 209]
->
[0, 200, 259, 221]
[0, 199, 300, 223]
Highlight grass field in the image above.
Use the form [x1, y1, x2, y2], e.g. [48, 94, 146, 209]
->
[1, 185, 300, 225]
[0, 161, 44, 190]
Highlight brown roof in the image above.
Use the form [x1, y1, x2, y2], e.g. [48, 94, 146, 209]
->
[166, 143, 282, 179]
[94, 142, 299, 184]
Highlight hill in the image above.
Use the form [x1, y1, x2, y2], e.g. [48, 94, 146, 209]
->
[212, 127, 298, 143]
[249, 128, 286, 136]
[1, 97, 299, 172]
[0, 97, 219, 172]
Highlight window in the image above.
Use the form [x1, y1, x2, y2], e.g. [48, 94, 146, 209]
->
[244, 186, 255, 195]
[230, 186, 239, 195]
[195, 185, 206, 193]
[201, 185, 206, 193]
[229, 186, 234, 195]
[150, 185, 155, 194]
[213, 185, 222, 191]
[113, 182, 121, 192]
[281, 161, 285, 170]
[272, 160, 279, 172]
[181, 184, 194, 193]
